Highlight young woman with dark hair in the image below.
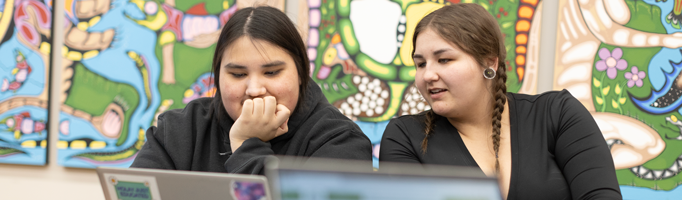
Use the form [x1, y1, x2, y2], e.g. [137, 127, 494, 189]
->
[379, 4, 621, 200]
[131, 6, 372, 174]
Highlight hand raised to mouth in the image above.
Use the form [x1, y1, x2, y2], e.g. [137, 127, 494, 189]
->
[229, 96, 291, 152]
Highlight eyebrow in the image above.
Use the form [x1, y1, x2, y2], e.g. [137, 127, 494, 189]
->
[413, 48, 452, 60]
[224, 61, 286, 69]
[433, 48, 451, 55]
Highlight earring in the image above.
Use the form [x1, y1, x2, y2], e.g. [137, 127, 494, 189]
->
[483, 67, 496, 79]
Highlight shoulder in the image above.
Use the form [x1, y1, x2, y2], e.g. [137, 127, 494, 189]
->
[390, 112, 427, 128]
[508, 89, 575, 104]
[159, 98, 213, 120]
[307, 105, 367, 137]
[509, 90, 594, 136]
[383, 112, 430, 138]
[508, 89, 582, 113]
[156, 97, 215, 134]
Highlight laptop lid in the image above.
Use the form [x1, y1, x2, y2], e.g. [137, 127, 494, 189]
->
[265, 156, 502, 200]
[97, 167, 271, 200]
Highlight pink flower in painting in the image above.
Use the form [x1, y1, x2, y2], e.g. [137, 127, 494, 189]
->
[8, 82, 21, 90]
[34, 121, 45, 133]
[15, 69, 28, 82]
[625, 66, 646, 88]
[102, 110, 122, 138]
[144, 1, 158, 15]
[1, 79, 8, 92]
[6, 118, 15, 128]
[16, 61, 28, 69]
[596, 47, 628, 79]
[60, 120, 70, 135]
[21, 118, 34, 134]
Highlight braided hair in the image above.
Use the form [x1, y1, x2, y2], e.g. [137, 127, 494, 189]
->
[412, 4, 508, 171]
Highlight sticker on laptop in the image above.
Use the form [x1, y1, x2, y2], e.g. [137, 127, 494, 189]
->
[104, 173, 161, 200]
[231, 180, 267, 200]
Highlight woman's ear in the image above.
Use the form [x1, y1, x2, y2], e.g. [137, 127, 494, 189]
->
[488, 57, 500, 71]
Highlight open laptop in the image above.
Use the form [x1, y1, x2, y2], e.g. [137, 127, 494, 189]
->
[265, 156, 503, 200]
[97, 167, 271, 200]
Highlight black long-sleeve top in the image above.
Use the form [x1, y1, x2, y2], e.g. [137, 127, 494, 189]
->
[131, 81, 373, 174]
[380, 90, 622, 200]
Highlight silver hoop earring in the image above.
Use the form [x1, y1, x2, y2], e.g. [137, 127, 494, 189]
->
[483, 67, 496, 79]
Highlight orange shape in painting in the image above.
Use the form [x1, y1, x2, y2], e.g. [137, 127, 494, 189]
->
[516, 55, 525, 66]
[516, 34, 528, 44]
[516, 46, 526, 54]
[516, 20, 530, 32]
[521, 0, 539, 6]
[331, 34, 341, 44]
[516, 66, 525, 81]
[64, 0, 75, 18]
[519, 6, 534, 19]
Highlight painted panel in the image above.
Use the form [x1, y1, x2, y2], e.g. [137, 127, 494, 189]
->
[0, 0, 52, 166]
[554, 0, 682, 197]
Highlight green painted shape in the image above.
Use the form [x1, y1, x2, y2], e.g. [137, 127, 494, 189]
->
[624, 0, 667, 33]
[337, 0, 351, 17]
[319, 65, 358, 103]
[64, 63, 140, 147]
[115, 181, 153, 200]
[174, 0, 227, 15]
[399, 65, 415, 82]
[355, 53, 397, 80]
[0, 147, 24, 156]
[157, 43, 216, 111]
[75, 146, 138, 162]
[338, 19, 360, 56]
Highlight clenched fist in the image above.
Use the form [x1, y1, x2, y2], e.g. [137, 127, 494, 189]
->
[229, 96, 290, 152]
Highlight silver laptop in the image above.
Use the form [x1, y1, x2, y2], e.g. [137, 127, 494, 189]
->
[97, 167, 271, 200]
[265, 156, 503, 200]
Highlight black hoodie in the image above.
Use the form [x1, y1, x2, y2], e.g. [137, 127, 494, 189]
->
[131, 81, 372, 174]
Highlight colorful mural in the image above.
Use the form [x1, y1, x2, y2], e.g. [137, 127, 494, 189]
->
[57, 0, 250, 168]
[299, 0, 543, 167]
[0, 0, 52, 166]
[55, 0, 540, 169]
[554, 0, 682, 198]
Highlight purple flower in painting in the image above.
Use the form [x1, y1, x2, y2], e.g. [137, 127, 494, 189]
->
[625, 66, 646, 88]
[596, 47, 628, 79]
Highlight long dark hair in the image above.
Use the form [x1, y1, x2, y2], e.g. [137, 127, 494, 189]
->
[412, 4, 508, 171]
[211, 6, 310, 118]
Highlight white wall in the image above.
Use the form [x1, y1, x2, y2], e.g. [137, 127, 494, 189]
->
[0, 0, 560, 199]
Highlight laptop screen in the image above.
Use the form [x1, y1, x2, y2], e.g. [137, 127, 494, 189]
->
[275, 169, 503, 200]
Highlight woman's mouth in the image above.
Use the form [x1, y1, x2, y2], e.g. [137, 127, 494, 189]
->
[429, 88, 447, 94]
[428, 88, 447, 99]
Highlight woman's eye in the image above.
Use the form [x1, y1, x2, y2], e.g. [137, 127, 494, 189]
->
[265, 70, 282, 76]
[438, 59, 450, 64]
[230, 73, 246, 78]
[416, 62, 426, 68]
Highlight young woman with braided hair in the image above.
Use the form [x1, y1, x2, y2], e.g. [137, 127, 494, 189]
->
[379, 4, 621, 200]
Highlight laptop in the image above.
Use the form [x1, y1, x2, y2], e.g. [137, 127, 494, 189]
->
[97, 167, 271, 200]
[265, 156, 503, 200]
